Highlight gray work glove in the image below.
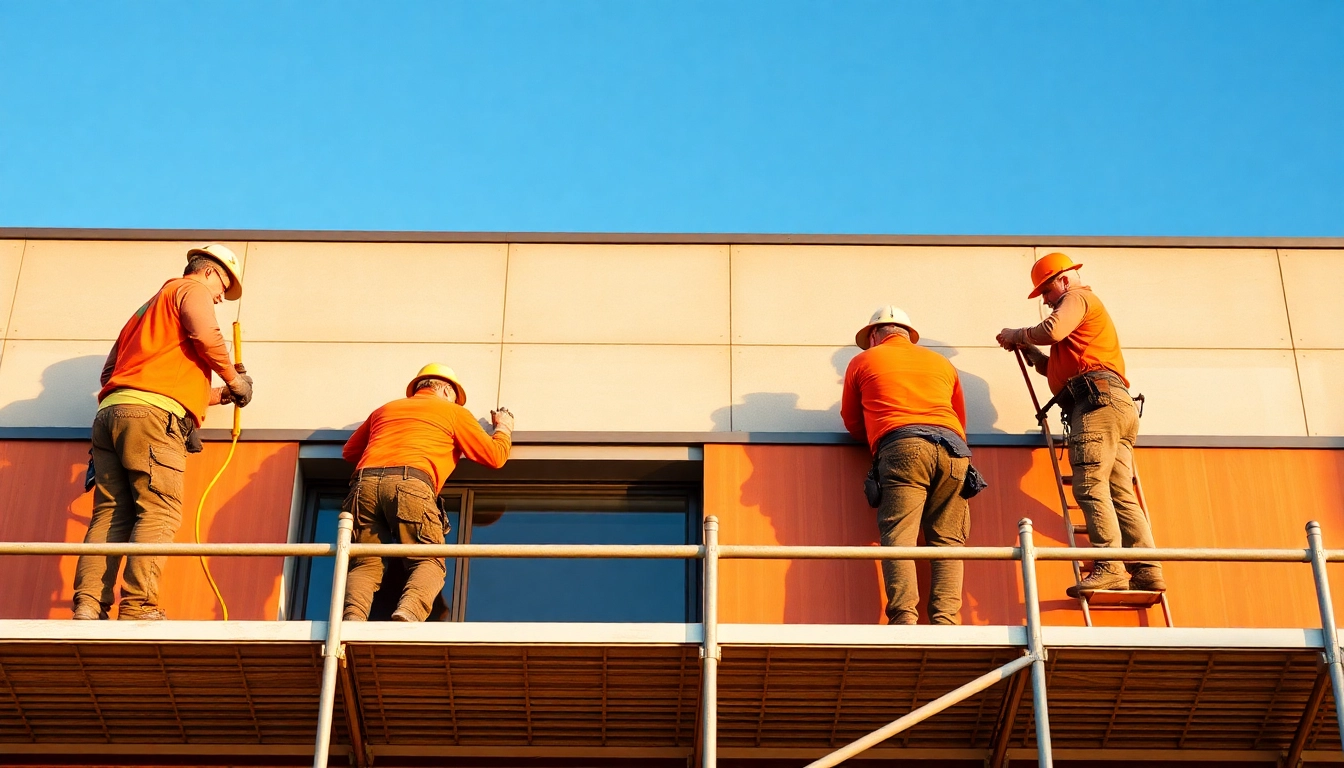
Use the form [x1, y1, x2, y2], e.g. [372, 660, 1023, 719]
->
[226, 363, 254, 408]
[491, 407, 515, 436]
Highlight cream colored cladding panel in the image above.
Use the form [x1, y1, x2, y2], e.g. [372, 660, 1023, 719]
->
[7, 240, 244, 340]
[0, 240, 25, 339]
[240, 242, 508, 343]
[729, 344, 1044, 435]
[498, 344, 730, 431]
[206, 342, 502, 430]
[503, 244, 730, 344]
[1124, 348, 1305, 436]
[730, 245, 1038, 348]
[0, 339, 113, 427]
[1279, 250, 1344, 349]
[1296, 350, 1344, 436]
[1050, 248, 1290, 349]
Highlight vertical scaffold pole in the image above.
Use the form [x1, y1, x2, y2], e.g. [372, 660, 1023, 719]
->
[1017, 518, 1053, 768]
[701, 516, 720, 768]
[1306, 520, 1344, 747]
[313, 511, 355, 768]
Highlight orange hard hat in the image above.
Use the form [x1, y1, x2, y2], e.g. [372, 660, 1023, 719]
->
[1028, 252, 1083, 299]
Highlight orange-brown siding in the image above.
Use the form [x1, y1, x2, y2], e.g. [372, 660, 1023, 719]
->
[705, 444, 1344, 628]
[0, 440, 298, 620]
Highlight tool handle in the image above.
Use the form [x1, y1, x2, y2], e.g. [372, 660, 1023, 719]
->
[231, 322, 242, 439]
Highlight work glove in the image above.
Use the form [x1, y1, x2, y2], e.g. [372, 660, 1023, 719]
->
[226, 363, 254, 408]
[491, 407, 515, 436]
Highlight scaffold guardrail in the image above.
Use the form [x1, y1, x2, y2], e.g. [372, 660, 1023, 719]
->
[2, 517, 1343, 768]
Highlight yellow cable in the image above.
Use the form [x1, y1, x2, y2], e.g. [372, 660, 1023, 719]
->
[195, 321, 243, 621]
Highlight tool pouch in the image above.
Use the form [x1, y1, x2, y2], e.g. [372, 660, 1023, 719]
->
[83, 449, 96, 493]
[174, 414, 204, 454]
[863, 456, 882, 508]
[1065, 373, 1113, 411]
[960, 464, 988, 499]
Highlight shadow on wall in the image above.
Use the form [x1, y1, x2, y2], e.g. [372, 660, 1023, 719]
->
[0, 357, 105, 618]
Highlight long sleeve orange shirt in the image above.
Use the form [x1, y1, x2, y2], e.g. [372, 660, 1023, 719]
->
[1009, 286, 1128, 395]
[342, 390, 512, 491]
[841, 335, 967, 453]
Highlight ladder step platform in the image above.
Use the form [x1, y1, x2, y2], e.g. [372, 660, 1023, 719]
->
[1084, 589, 1166, 608]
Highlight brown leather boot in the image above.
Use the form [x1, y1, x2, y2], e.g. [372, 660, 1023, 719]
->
[1129, 565, 1167, 592]
[1066, 561, 1130, 598]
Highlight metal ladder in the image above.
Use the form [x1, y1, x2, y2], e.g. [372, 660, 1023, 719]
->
[1014, 349, 1174, 627]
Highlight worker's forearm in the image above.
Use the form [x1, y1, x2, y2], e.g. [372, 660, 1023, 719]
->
[179, 284, 236, 382]
[1020, 293, 1085, 346]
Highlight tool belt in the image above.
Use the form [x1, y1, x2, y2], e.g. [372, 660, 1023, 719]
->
[863, 431, 987, 509]
[352, 465, 435, 490]
[1045, 370, 1126, 419]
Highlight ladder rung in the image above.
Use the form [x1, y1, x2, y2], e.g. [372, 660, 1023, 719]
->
[1060, 475, 1073, 486]
[1085, 589, 1165, 608]
[1071, 523, 1088, 536]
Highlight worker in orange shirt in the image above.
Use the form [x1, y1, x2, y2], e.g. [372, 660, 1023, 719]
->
[73, 244, 254, 620]
[842, 306, 984, 625]
[341, 364, 514, 622]
[996, 252, 1164, 597]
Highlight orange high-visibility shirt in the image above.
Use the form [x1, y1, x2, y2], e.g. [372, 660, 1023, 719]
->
[98, 277, 236, 425]
[841, 335, 967, 454]
[342, 390, 512, 491]
[1021, 286, 1129, 395]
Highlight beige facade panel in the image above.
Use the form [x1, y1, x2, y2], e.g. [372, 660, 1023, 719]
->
[728, 344, 1045, 435]
[1296, 350, 1344, 437]
[0, 339, 114, 427]
[502, 244, 730, 344]
[1279, 249, 1344, 349]
[203, 342, 502, 431]
[1124, 348, 1306, 436]
[6, 240, 245, 340]
[239, 242, 508, 343]
[1052, 247, 1291, 349]
[0, 240, 25, 340]
[498, 344, 730, 431]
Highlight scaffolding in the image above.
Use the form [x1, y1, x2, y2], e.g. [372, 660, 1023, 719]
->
[1, 518, 1343, 767]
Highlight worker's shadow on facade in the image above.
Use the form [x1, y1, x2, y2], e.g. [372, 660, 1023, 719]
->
[0, 355, 104, 618]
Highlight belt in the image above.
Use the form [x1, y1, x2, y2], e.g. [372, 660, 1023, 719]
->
[1067, 369, 1127, 390]
[353, 465, 434, 489]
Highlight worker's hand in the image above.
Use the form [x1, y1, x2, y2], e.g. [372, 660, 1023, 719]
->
[213, 385, 232, 405]
[996, 328, 1022, 351]
[227, 373, 254, 408]
[491, 407, 515, 435]
[234, 362, 248, 376]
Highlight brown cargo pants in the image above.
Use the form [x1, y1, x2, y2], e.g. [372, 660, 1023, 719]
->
[342, 473, 447, 621]
[73, 404, 189, 618]
[1067, 382, 1158, 570]
[876, 437, 970, 625]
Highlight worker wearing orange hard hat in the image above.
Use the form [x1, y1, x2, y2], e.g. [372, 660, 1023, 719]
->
[340, 364, 515, 622]
[996, 253, 1164, 597]
[73, 244, 254, 621]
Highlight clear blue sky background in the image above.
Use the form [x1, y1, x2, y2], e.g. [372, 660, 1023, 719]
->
[1, 1, 1340, 235]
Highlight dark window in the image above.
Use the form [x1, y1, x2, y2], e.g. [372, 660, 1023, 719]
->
[295, 483, 698, 623]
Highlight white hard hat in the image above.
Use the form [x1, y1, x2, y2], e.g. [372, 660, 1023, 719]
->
[855, 305, 919, 348]
[186, 243, 243, 301]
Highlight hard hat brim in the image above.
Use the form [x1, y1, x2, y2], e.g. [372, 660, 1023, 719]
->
[855, 321, 920, 349]
[1027, 262, 1083, 299]
[187, 248, 244, 301]
[407, 374, 468, 405]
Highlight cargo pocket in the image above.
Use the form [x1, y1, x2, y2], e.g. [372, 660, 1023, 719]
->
[394, 482, 435, 525]
[148, 446, 186, 504]
[1068, 432, 1104, 468]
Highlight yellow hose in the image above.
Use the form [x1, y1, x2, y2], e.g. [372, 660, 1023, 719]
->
[195, 321, 242, 621]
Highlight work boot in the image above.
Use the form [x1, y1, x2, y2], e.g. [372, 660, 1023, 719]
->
[117, 606, 167, 620]
[1066, 561, 1130, 598]
[1128, 565, 1167, 592]
[72, 601, 105, 620]
[886, 611, 918, 626]
[390, 608, 418, 622]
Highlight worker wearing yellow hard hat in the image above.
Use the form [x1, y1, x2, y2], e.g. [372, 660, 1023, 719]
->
[73, 244, 255, 621]
[996, 252, 1164, 598]
[340, 364, 516, 622]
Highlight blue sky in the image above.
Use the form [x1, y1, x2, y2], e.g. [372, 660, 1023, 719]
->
[0, 1, 1340, 235]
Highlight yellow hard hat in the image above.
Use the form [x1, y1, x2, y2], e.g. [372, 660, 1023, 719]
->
[186, 243, 244, 301]
[407, 363, 468, 405]
[855, 305, 919, 349]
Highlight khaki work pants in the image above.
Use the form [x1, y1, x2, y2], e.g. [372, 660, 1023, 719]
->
[876, 437, 970, 625]
[73, 404, 189, 618]
[342, 473, 447, 621]
[1067, 385, 1158, 569]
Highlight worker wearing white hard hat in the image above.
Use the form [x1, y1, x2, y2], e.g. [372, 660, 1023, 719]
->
[73, 244, 254, 621]
[340, 364, 515, 622]
[842, 306, 984, 626]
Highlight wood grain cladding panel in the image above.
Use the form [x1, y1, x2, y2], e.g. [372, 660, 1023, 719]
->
[705, 444, 1344, 628]
[0, 440, 298, 620]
